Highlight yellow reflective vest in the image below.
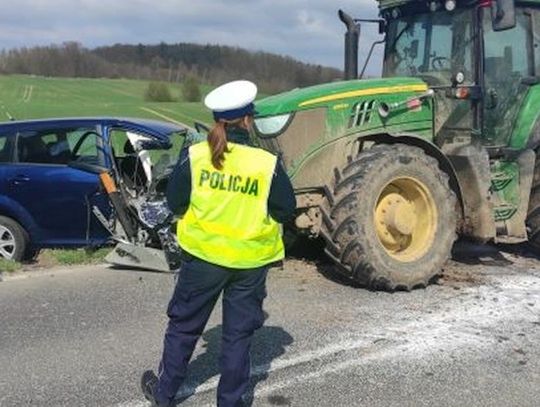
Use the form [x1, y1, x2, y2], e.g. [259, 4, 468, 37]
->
[177, 142, 285, 268]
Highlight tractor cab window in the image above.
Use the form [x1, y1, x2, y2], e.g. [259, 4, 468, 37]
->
[384, 9, 474, 86]
[482, 10, 533, 146]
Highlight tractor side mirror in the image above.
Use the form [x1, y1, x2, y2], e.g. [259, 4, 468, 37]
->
[486, 88, 498, 109]
[409, 40, 419, 60]
[378, 20, 386, 35]
[491, 0, 516, 31]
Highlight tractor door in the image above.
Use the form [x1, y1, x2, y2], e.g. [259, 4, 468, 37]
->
[383, 7, 477, 146]
[481, 9, 534, 147]
[431, 9, 476, 146]
[479, 8, 537, 241]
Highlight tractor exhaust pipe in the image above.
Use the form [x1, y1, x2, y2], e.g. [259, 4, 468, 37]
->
[339, 9, 360, 80]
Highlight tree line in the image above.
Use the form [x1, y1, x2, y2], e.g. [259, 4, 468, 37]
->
[0, 42, 342, 94]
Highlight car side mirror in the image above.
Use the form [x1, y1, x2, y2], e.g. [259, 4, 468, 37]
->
[194, 121, 210, 135]
[139, 140, 171, 150]
[492, 0, 516, 31]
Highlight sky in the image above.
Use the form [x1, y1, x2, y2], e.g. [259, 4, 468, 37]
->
[0, 0, 384, 76]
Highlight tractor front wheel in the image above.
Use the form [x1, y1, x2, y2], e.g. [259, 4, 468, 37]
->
[320, 144, 457, 290]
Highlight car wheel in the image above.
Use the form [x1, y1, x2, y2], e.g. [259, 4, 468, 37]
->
[0, 216, 29, 262]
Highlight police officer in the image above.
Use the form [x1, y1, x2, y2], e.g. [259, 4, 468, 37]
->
[141, 80, 296, 407]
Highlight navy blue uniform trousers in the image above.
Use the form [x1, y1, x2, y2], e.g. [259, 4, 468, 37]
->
[154, 257, 268, 407]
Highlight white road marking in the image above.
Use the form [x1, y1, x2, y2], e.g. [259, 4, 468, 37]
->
[21, 85, 33, 103]
[114, 336, 375, 407]
[157, 106, 207, 128]
[25, 85, 34, 103]
[139, 107, 191, 128]
[114, 270, 540, 407]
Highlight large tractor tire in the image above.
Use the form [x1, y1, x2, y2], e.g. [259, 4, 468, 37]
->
[320, 144, 457, 291]
[526, 149, 540, 250]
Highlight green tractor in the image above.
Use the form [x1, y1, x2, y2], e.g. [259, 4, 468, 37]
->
[253, 0, 540, 290]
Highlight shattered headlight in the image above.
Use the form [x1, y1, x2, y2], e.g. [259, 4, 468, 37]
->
[139, 201, 172, 229]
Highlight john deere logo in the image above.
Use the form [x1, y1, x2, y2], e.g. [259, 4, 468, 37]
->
[199, 169, 259, 196]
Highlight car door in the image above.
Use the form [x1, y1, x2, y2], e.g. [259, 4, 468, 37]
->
[0, 129, 17, 213]
[2, 124, 110, 247]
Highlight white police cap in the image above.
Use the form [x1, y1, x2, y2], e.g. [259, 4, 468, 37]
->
[204, 80, 257, 121]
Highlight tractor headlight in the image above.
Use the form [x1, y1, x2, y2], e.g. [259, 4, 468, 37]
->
[254, 113, 294, 138]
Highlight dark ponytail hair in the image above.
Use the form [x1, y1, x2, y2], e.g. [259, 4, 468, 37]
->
[207, 117, 245, 170]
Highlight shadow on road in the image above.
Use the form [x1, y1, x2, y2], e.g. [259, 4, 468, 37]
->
[174, 324, 294, 406]
[451, 240, 540, 266]
[451, 240, 514, 266]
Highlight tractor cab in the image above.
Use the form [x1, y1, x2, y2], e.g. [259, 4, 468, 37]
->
[378, 0, 534, 149]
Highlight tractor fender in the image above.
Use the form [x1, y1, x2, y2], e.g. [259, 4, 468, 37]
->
[358, 133, 464, 218]
[526, 118, 540, 150]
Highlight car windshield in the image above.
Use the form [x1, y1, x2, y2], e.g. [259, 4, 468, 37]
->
[384, 8, 474, 85]
[147, 131, 187, 174]
[141, 129, 206, 177]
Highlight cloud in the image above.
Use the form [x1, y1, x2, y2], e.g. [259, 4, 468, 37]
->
[0, 0, 384, 75]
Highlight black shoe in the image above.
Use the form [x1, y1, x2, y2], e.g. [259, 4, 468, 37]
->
[141, 370, 171, 407]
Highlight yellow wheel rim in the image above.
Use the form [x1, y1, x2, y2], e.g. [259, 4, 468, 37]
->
[374, 177, 437, 263]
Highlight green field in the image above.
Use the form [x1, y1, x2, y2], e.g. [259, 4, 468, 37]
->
[0, 75, 212, 126]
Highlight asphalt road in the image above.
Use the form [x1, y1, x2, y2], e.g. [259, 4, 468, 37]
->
[1, 245, 539, 407]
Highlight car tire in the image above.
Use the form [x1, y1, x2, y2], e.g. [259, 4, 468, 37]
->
[320, 144, 457, 291]
[24, 246, 41, 262]
[0, 216, 29, 262]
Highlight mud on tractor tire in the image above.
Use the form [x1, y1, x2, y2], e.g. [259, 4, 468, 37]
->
[320, 144, 457, 291]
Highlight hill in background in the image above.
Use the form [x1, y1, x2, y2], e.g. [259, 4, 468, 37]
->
[0, 42, 342, 94]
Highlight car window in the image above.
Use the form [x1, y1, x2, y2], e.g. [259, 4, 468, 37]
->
[67, 129, 101, 164]
[0, 132, 14, 163]
[16, 127, 102, 165]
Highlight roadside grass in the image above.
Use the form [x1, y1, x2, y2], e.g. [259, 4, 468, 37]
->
[39, 248, 111, 266]
[1, 249, 110, 272]
[0, 258, 22, 273]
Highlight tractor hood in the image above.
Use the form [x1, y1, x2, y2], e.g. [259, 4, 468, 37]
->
[255, 77, 428, 117]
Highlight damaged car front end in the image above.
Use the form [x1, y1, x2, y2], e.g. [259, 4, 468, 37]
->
[97, 119, 205, 272]
[0, 117, 204, 270]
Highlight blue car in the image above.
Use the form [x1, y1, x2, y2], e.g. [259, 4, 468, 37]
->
[0, 117, 193, 261]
